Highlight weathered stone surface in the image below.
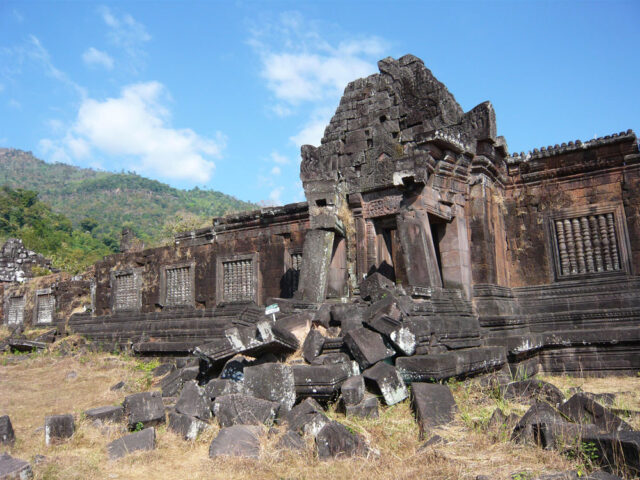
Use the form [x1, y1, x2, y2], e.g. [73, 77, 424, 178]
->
[340, 375, 365, 406]
[558, 393, 633, 432]
[302, 329, 325, 364]
[487, 408, 518, 431]
[44, 414, 74, 445]
[359, 272, 394, 302]
[0, 416, 15, 446]
[160, 366, 199, 397]
[292, 362, 355, 401]
[511, 403, 568, 446]
[311, 353, 352, 365]
[581, 431, 640, 476]
[274, 313, 312, 345]
[107, 427, 156, 460]
[0, 453, 32, 479]
[212, 394, 279, 428]
[315, 421, 367, 460]
[282, 398, 329, 437]
[168, 410, 209, 441]
[502, 379, 564, 406]
[410, 383, 456, 437]
[344, 327, 395, 370]
[209, 425, 262, 459]
[84, 406, 124, 423]
[152, 363, 175, 377]
[298, 230, 335, 303]
[123, 392, 165, 430]
[363, 362, 408, 406]
[277, 430, 306, 451]
[345, 396, 379, 419]
[203, 378, 242, 400]
[244, 363, 296, 411]
[175, 380, 211, 421]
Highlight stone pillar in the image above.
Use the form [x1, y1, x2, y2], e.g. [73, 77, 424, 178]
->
[469, 182, 498, 285]
[298, 230, 335, 303]
[438, 212, 472, 298]
[397, 210, 442, 289]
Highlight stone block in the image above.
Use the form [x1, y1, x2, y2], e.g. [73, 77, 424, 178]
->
[203, 378, 242, 400]
[581, 431, 640, 476]
[344, 327, 395, 370]
[340, 375, 365, 406]
[282, 398, 329, 437]
[168, 410, 209, 441]
[175, 380, 211, 421]
[209, 425, 262, 459]
[559, 393, 633, 433]
[511, 403, 568, 446]
[315, 421, 367, 460]
[0, 416, 15, 446]
[244, 363, 296, 410]
[212, 394, 279, 428]
[502, 379, 564, 407]
[359, 272, 394, 302]
[123, 392, 165, 430]
[302, 329, 325, 363]
[0, 453, 32, 479]
[274, 313, 312, 345]
[107, 427, 156, 460]
[84, 406, 124, 423]
[311, 353, 352, 365]
[44, 414, 74, 445]
[292, 362, 354, 401]
[487, 408, 518, 431]
[277, 430, 306, 451]
[152, 363, 175, 377]
[160, 366, 199, 397]
[345, 396, 379, 419]
[363, 362, 408, 406]
[410, 383, 456, 438]
[298, 230, 334, 303]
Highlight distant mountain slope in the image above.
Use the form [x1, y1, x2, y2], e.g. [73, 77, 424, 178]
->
[0, 148, 257, 246]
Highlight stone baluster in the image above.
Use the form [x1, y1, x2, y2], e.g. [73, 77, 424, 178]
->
[580, 217, 594, 272]
[606, 213, 620, 270]
[589, 216, 603, 271]
[555, 220, 569, 275]
[598, 215, 612, 271]
[572, 218, 586, 273]
[563, 219, 578, 274]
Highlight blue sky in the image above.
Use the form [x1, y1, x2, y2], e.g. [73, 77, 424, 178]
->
[0, 1, 638, 205]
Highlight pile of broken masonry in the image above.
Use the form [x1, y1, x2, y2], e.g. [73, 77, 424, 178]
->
[1, 275, 639, 479]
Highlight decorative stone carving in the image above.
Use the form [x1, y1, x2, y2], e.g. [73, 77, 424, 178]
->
[7, 296, 24, 325]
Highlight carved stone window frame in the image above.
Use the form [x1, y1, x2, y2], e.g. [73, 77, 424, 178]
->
[159, 261, 196, 308]
[5, 295, 25, 326]
[110, 267, 143, 312]
[216, 252, 259, 305]
[283, 248, 303, 297]
[33, 287, 55, 325]
[548, 203, 632, 282]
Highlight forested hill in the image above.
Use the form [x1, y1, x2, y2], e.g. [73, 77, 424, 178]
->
[0, 148, 257, 247]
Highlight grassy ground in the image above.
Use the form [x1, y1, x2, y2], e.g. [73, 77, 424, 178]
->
[0, 347, 638, 480]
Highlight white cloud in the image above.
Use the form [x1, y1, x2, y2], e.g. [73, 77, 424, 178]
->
[270, 151, 290, 165]
[8, 99, 21, 110]
[250, 13, 389, 147]
[39, 82, 225, 183]
[269, 186, 284, 204]
[100, 7, 150, 71]
[27, 35, 86, 97]
[270, 166, 281, 175]
[82, 47, 114, 70]
[13, 9, 24, 23]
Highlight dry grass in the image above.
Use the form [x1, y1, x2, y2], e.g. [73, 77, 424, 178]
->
[1, 349, 639, 480]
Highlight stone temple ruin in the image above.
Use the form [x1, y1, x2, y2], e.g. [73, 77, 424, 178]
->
[3, 54, 640, 378]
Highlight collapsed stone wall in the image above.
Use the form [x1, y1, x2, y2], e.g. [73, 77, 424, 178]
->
[0, 238, 54, 283]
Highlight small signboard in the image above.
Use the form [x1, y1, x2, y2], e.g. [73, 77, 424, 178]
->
[265, 303, 280, 316]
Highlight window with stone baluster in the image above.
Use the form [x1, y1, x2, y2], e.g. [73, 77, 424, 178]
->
[216, 253, 259, 304]
[160, 262, 195, 307]
[6, 295, 25, 325]
[549, 204, 631, 280]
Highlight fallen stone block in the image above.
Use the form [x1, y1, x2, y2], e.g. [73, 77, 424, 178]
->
[0, 416, 15, 446]
[331, 304, 365, 335]
[559, 393, 633, 432]
[512, 403, 571, 447]
[502, 379, 565, 407]
[209, 425, 262, 459]
[302, 330, 325, 363]
[282, 398, 329, 437]
[345, 396, 379, 419]
[44, 414, 74, 445]
[581, 431, 640, 476]
[396, 346, 506, 382]
[168, 410, 209, 441]
[212, 394, 279, 428]
[107, 427, 156, 460]
[363, 362, 408, 406]
[0, 453, 32, 479]
[123, 392, 165, 430]
[244, 363, 296, 411]
[175, 380, 211, 421]
[344, 327, 395, 370]
[311, 353, 352, 365]
[203, 378, 242, 400]
[277, 430, 306, 451]
[487, 408, 519, 431]
[410, 383, 456, 438]
[274, 312, 312, 345]
[160, 366, 199, 397]
[110, 381, 125, 391]
[292, 362, 355, 401]
[315, 421, 367, 460]
[341, 375, 365, 406]
[359, 272, 394, 302]
[152, 363, 175, 377]
[320, 336, 347, 355]
[84, 406, 124, 423]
